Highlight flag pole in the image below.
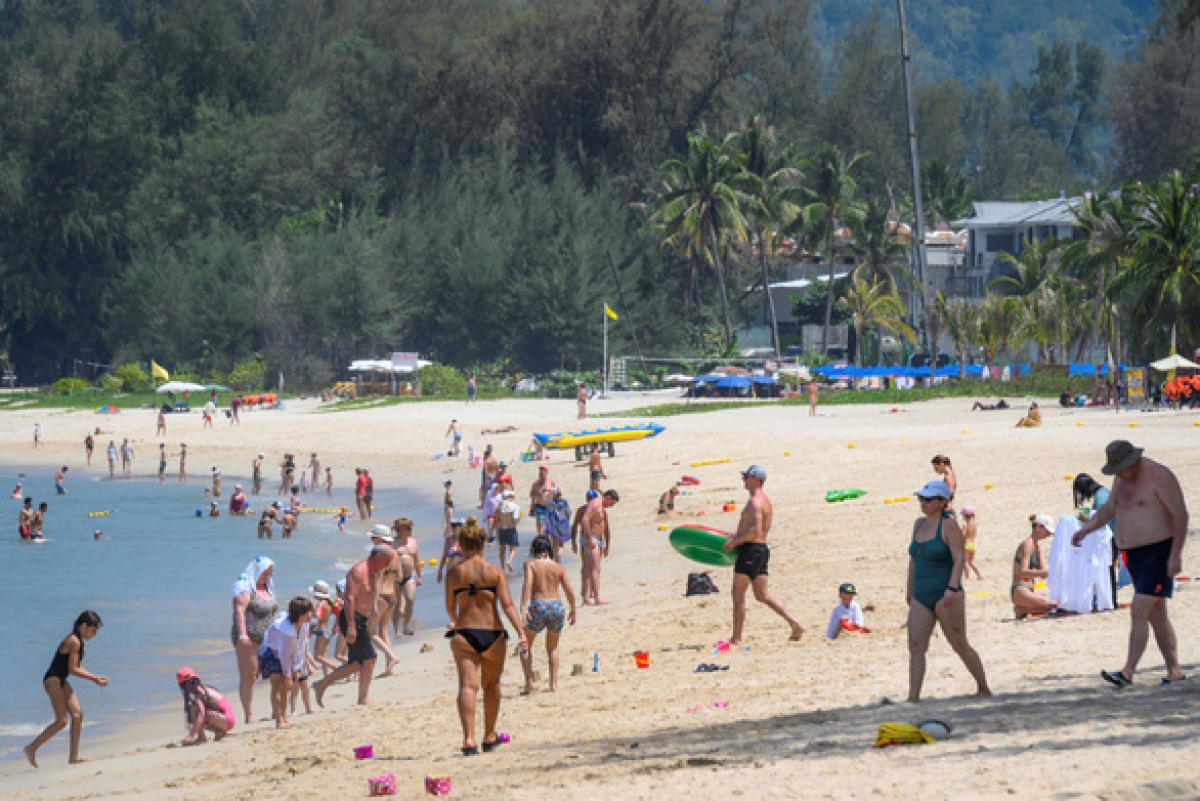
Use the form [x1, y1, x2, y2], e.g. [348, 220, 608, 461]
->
[603, 306, 609, 397]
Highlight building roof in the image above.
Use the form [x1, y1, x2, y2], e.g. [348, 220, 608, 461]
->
[952, 198, 1081, 228]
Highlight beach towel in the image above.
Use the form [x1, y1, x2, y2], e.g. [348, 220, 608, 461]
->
[545, 498, 572, 543]
[1049, 516, 1113, 614]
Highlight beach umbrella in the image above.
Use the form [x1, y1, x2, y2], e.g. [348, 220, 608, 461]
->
[714, 375, 752, 389]
[204, 384, 232, 392]
[751, 375, 777, 384]
[1150, 354, 1199, 371]
[663, 374, 694, 383]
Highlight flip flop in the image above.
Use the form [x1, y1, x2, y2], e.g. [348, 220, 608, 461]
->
[1161, 676, 1188, 685]
[1101, 669, 1132, 688]
[461, 746, 478, 756]
[481, 738, 506, 753]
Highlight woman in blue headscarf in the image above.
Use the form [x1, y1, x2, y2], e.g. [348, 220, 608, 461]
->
[230, 556, 277, 724]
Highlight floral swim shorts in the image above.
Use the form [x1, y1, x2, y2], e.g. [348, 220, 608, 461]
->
[526, 599, 566, 634]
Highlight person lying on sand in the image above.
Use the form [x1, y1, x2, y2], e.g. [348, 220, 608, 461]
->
[971, 399, 1009, 411]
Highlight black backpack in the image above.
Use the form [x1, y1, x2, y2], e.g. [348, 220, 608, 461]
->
[686, 572, 719, 596]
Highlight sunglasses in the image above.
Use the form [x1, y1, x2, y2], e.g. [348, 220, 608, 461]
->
[917, 496, 941, 503]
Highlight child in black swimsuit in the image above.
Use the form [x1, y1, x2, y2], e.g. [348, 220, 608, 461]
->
[25, 611, 108, 767]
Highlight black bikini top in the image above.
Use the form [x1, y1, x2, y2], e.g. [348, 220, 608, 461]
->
[453, 582, 497, 597]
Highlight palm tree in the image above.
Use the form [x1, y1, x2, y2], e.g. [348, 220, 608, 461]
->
[937, 293, 979, 378]
[851, 196, 912, 365]
[739, 114, 803, 359]
[1114, 170, 1200, 357]
[839, 276, 916, 365]
[850, 195, 911, 290]
[988, 238, 1061, 297]
[976, 295, 1028, 366]
[1062, 191, 1136, 361]
[797, 144, 868, 356]
[922, 160, 972, 228]
[652, 130, 756, 350]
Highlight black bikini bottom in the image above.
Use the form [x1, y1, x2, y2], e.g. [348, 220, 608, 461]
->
[446, 628, 508, 655]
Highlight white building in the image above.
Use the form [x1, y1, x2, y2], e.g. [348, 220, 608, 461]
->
[952, 198, 1082, 285]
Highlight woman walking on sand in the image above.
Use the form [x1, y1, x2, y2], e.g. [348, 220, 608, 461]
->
[445, 517, 527, 755]
[519, 535, 576, 693]
[906, 480, 990, 702]
[231, 556, 278, 724]
[24, 611, 109, 767]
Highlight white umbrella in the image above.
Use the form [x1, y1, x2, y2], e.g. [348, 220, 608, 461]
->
[155, 380, 207, 394]
[1150, 354, 1199, 371]
[663, 374, 693, 382]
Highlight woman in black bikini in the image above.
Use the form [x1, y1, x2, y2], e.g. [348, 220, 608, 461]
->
[25, 610, 108, 767]
[444, 516, 526, 755]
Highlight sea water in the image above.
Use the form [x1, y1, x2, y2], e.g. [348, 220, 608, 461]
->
[0, 467, 447, 761]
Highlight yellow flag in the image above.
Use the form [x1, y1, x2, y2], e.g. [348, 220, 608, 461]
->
[150, 360, 169, 381]
[605, 304, 618, 321]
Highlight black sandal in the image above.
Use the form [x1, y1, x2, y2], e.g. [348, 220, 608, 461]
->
[481, 737, 506, 753]
[1101, 669, 1132, 688]
[461, 746, 478, 756]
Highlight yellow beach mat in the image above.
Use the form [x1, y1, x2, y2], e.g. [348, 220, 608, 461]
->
[874, 722, 936, 747]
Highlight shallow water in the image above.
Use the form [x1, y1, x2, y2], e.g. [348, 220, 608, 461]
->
[0, 467, 447, 760]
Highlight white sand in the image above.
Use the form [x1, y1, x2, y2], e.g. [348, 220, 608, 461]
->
[1, 394, 1199, 799]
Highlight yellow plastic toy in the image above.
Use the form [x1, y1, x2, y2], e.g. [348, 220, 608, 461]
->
[428, 558, 439, 567]
[984, 483, 994, 490]
[847, 443, 855, 449]
[690, 458, 732, 468]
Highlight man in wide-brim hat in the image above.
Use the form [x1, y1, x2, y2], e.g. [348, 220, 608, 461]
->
[1073, 440, 1190, 688]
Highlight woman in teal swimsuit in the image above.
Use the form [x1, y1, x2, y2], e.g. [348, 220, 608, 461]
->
[906, 480, 991, 703]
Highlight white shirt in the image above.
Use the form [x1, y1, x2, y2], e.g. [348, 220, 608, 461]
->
[260, 614, 301, 672]
[825, 601, 864, 639]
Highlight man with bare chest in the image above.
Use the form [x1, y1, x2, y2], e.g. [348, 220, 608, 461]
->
[1074, 441, 1189, 687]
[723, 465, 804, 645]
[313, 546, 393, 707]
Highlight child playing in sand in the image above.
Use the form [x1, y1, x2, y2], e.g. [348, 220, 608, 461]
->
[658, 486, 679, 515]
[176, 667, 234, 746]
[961, 505, 983, 579]
[825, 583, 869, 639]
[259, 597, 313, 729]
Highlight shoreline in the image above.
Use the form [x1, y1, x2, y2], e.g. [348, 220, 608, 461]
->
[0, 396, 1198, 798]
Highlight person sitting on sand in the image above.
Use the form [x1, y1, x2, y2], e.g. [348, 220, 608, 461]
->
[825, 582, 870, 639]
[176, 667, 235, 746]
[259, 597, 314, 729]
[1013, 514, 1059, 619]
[658, 486, 680, 515]
[444, 517, 527, 755]
[24, 611, 108, 767]
[519, 535, 576, 693]
[1015, 401, 1043, 428]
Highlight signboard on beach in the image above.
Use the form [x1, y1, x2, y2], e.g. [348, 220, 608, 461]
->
[392, 352, 419, 371]
[1125, 367, 1145, 404]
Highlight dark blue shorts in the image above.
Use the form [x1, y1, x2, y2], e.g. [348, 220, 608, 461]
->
[499, 527, 519, 547]
[1124, 538, 1174, 598]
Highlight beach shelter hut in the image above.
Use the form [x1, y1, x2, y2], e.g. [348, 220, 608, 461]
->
[155, 381, 206, 394]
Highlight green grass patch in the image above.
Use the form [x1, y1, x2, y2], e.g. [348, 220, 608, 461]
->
[596, 375, 1098, 418]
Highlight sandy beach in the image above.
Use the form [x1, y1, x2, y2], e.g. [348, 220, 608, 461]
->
[1, 393, 1198, 800]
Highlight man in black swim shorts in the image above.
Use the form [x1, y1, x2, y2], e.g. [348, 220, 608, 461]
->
[723, 465, 804, 645]
[312, 546, 392, 707]
[1074, 441, 1190, 688]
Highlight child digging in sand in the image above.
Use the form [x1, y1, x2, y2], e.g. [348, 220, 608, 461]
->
[825, 583, 870, 639]
[519, 535, 577, 693]
[176, 667, 235, 746]
[259, 597, 313, 728]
